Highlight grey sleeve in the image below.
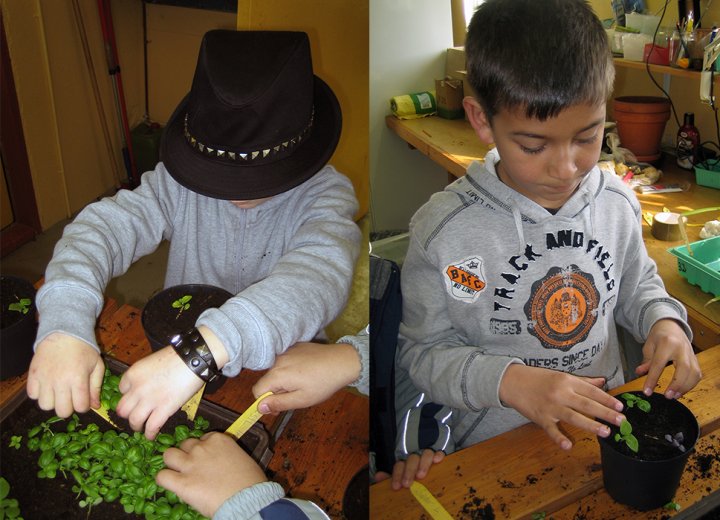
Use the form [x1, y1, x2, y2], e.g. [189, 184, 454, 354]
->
[612, 207, 692, 344]
[338, 326, 369, 396]
[397, 233, 523, 411]
[214, 481, 330, 520]
[34, 168, 179, 351]
[197, 170, 362, 374]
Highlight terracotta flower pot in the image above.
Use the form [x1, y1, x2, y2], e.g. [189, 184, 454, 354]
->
[613, 96, 671, 163]
[0, 276, 38, 381]
[142, 284, 232, 393]
[597, 391, 699, 511]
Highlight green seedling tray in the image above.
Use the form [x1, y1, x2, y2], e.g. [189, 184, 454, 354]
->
[668, 236, 720, 297]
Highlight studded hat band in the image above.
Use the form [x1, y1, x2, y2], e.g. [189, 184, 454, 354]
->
[183, 108, 315, 162]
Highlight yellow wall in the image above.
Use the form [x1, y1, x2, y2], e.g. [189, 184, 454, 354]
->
[236, 1, 369, 218]
[3, 0, 115, 228]
[2, 0, 368, 232]
[590, 0, 720, 153]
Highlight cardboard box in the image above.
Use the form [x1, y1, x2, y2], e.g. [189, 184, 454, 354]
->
[445, 46, 466, 80]
[435, 78, 464, 119]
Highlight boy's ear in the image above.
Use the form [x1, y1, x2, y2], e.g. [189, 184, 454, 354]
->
[463, 96, 494, 144]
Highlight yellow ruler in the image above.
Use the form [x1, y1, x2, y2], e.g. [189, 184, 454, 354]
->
[181, 384, 205, 421]
[91, 403, 119, 428]
[225, 391, 273, 439]
[410, 481, 453, 520]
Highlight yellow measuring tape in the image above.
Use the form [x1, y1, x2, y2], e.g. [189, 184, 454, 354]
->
[225, 391, 273, 439]
[91, 402, 119, 428]
[410, 481, 453, 520]
[181, 383, 205, 421]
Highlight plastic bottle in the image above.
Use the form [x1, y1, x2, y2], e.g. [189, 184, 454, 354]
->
[676, 112, 700, 170]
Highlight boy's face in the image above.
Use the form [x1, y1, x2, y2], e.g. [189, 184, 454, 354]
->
[464, 98, 606, 210]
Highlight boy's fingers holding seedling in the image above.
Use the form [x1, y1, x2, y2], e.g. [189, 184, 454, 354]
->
[641, 356, 668, 396]
[162, 445, 191, 471]
[144, 407, 172, 440]
[665, 359, 702, 399]
[89, 361, 105, 409]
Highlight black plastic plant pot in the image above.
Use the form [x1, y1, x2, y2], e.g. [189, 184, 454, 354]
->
[141, 284, 232, 393]
[597, 391, 699, 511]
[0, 276, 38, 381]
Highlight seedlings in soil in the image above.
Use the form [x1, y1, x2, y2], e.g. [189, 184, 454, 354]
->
[614, 419, 639, 453]
[19, 368, 211, 519]
[612, 393, 651, 453]
[664, 432, 687, 453]
[8, 436, 21, 450]
[172, 295, 192, 317]
[620, 392, 651, 413]
[0, 477, 23, 519]
[7, 298, 31, 315]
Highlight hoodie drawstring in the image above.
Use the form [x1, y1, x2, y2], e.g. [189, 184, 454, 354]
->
[510, 202, 526, 254]
[584, 191, 596, 244]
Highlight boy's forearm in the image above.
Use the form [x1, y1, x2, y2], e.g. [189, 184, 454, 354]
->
[197, 325, 230, 369]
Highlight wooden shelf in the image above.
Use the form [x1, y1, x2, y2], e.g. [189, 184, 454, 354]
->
[614, 57, 713, 81]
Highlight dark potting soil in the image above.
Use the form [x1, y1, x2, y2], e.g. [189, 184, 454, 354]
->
[0, 277, 35, 329]
[0, 363, 267, 519]
[142, 285, 231, 349]
[604, 391, 697, 461]
[459, 486, 495, 519]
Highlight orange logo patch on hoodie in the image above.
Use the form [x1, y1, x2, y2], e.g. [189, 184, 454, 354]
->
[444, 256, 487, 302]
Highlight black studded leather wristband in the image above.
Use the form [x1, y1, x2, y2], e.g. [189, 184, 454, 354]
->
[170, 327, 221, 383]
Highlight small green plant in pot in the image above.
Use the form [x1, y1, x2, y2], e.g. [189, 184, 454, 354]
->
[142, 284, 232, 393]
[0, 276, 38, 381]
[597, 391, 699, 511]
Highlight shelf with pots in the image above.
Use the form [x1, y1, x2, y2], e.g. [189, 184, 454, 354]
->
[613, 58, 716, 82]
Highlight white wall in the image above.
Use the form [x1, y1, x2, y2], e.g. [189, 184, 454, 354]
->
[369, 0, 454, 233]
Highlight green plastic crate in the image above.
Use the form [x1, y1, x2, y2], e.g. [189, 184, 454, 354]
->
[667, 236, 720, 297]
[694, 159, 720, 190]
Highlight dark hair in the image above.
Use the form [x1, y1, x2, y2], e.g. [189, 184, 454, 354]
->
[465, 0, 614, 122]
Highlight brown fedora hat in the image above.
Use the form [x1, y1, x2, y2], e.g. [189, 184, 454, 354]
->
[161, 30, 342, 200]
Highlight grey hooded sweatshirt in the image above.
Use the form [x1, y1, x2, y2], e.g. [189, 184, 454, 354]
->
[397, 148, 690, 449]
[35, 162, 361, 375]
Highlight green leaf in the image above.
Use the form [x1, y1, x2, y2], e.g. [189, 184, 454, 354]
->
[620, 392, 637, 402]
[619, 419, 633, 435]
[637, 400, 651, 413]
[664, 501, 681, 511]
[172, 301, 182, 309]
[0, 477, 10, 500]
[625, 434, 639, 453]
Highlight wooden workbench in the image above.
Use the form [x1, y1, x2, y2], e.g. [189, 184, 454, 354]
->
[370, 344, 720, 519]
[385, 115, 720, 349]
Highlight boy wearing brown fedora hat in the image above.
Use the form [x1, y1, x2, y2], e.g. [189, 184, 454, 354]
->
[27, 30, 363, 443]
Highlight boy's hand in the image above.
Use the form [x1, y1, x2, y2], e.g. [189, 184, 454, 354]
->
[116, 346, 204, 440]
[635, 318, 701, 399]
[383, 450, 445, 490]
[156, 431, 267, 518]
[27, 333, 105, 418]
[252, 342, 361, 414]
[499, 364, 625, 450]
